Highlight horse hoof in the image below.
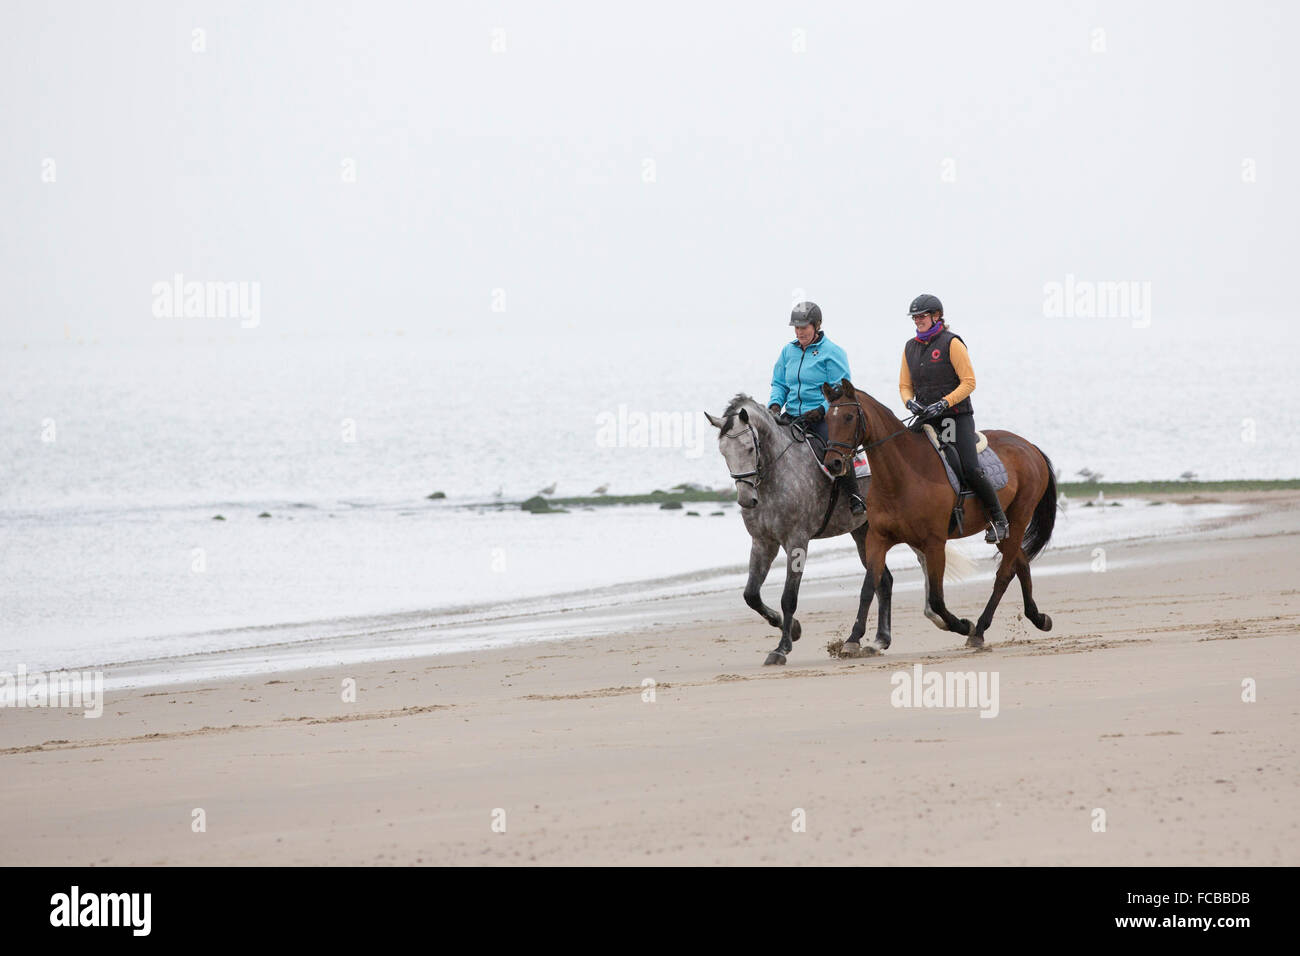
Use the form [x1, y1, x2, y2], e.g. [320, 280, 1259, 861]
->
[964, 634, 985, 649]
[764, 652, 787, 666]
[1038, 614, 1053, 632]
[959, 619, 974, 636]
[838, 641, 862, 659]
[860, 642, 883, 657]
[790, 619, 802, 643]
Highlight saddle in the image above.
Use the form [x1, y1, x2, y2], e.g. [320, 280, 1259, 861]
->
[918, 423, 1009, 536]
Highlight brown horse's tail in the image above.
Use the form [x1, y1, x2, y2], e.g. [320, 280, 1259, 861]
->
[1021, 447, 1058, 563]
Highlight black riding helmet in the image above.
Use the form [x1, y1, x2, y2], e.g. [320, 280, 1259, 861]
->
[789, 301, 822, 327]
[908, 293, 943, 316]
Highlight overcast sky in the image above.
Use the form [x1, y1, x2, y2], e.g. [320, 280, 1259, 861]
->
[1, 0, 1292, 344]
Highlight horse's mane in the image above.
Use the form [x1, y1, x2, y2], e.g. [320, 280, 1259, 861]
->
[825, 381, 906, 432]
[722, 393, 755, 418]
[861, 388, 903, 426]
[721, 393, 773, 431]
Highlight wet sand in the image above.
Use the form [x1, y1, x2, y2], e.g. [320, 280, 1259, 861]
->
[2, 492, 1297, 865]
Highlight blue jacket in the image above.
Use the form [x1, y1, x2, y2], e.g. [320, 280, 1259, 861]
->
[769, 332, 852, 417]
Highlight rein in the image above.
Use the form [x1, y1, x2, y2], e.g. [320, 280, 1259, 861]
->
[827, 398, 917, 457]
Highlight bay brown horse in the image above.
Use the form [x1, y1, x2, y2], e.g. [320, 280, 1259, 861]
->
[820, 379, 1057, 651]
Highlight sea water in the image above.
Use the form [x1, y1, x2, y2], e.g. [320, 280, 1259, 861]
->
[1, 315, 1292, 674]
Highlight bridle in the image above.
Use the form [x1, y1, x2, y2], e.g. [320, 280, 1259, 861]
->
[723, 416, 800, 490]
[825, 396, 915, 465]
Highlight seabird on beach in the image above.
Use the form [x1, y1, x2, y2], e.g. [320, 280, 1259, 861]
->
[592, 484, 608, 495]
[538, 483, 556, 496]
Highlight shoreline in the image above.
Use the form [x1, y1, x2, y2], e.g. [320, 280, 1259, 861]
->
[1, 491, 1297, 864]
[12, 490, 1263, 689]
[482, 479, 1300, 511]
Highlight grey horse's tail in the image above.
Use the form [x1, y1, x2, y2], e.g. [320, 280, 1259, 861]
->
[1022, 447, 1058, 563]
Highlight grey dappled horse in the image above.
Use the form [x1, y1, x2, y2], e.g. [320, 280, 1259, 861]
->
[705, 394, 889, 665]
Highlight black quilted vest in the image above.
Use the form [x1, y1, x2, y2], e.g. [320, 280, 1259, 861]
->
[904, 328, 973, 415]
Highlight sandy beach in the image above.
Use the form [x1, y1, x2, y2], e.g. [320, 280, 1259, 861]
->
[2, 490, 1297, 866]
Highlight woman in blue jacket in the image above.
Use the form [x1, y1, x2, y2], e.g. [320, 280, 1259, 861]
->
[768, 301, 864, 515]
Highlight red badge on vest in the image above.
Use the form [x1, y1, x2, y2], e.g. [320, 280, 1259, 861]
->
[930, 348, 941, 361]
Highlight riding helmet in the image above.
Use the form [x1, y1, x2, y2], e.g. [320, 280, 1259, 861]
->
[908, 293, 943, 316]
[790, 302, 822, 327]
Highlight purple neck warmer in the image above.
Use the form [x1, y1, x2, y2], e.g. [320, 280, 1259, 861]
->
[914, 319, 945, 343]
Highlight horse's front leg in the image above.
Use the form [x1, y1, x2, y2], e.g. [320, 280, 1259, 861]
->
[743, 538, 782, 630]
[919, 539, 976, 643]
[873, 565, 893, 651]
[841, 530, 890, 657]
[764, 537, 809, 666]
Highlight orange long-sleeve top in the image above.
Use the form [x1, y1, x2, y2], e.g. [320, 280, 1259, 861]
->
[899, 336, 976, 408]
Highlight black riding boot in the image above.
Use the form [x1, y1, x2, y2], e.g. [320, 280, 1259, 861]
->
[969, 468, 1008, 543]
[836, 471, 865, 516]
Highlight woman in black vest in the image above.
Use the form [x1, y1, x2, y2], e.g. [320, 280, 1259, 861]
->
[898, 293, 1009, 543]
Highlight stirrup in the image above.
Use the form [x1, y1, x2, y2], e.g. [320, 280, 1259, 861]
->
[849, 494, 866, 516]
[985, 518, 1008, 544]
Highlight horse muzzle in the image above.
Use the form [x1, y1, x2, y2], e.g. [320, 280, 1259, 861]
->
[825, 456, 845, 476]
[733, 480, 758, 509]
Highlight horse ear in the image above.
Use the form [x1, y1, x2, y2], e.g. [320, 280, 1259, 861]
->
[841, 378, 855, 397]
[820, 382, 834, 400]
[738, 408, 750, 424]
[704, 411, 725, 429]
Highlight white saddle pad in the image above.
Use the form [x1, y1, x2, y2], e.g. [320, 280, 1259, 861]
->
[921, 423, 988, 453]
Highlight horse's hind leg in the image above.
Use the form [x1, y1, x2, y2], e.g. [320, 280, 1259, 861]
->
[1014, 552, 1052, 632]
[972, 506, 1047, 645]
[744, 538, 782, 630]
[970, 545, 1019, 647]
